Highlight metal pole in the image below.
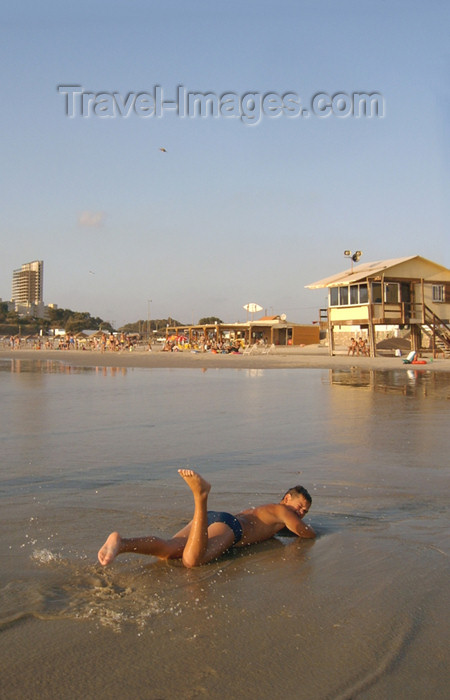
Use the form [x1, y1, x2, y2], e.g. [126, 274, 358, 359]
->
[147, 299, 152, 343]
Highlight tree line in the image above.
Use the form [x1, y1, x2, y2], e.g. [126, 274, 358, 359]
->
[0, 303, 222, 336]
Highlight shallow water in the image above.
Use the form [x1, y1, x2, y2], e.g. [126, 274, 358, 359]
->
[0, 359, 449, 699]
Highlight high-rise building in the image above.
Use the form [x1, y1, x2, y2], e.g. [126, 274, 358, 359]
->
[11, 260, 44, 305]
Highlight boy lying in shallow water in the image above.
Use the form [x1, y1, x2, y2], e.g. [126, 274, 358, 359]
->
[98, 469, 315, 568]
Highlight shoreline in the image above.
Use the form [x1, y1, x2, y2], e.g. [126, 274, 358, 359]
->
[2, 346, 450, 372]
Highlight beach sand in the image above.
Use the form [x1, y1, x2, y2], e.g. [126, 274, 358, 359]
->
[2, 345, 450, 372]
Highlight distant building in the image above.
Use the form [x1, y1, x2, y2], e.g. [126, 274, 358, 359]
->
[12, 260, 44, 305]
[11, 260, 47, 317]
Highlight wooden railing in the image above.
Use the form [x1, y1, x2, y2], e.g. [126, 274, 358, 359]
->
[422, 305, 450, 356]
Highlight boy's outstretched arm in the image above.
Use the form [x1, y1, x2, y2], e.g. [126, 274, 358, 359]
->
[281, 506, 316, 538]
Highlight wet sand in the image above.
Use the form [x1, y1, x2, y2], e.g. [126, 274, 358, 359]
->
[1, 354, 449, 699]
[2, 346, 450, 372]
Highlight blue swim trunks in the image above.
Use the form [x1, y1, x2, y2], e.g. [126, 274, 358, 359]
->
[207, 510, 243, 545]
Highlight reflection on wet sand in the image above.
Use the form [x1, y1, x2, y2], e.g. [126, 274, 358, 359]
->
[0, 358, 127, 376]
[327, 367, 450, 400]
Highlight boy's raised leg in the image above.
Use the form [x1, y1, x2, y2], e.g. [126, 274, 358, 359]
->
[98, 469, 234, 568]
[178, 469, 211, 567]
[177, 469, 235, 567]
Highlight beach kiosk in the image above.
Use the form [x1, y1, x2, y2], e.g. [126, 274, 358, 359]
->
[306, 255, 450, 357]
[165, 317, 319, 349]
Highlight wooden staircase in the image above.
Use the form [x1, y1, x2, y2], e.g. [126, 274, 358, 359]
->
[421, 306, 450, 358]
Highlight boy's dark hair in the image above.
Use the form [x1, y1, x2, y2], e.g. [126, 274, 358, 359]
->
[282, 485, 312, 504]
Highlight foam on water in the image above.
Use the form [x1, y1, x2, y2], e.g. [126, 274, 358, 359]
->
[31, 548, 62, 564]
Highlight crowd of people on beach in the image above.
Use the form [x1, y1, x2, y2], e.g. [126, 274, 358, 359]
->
[0, 333, 274, 355]
[162, 334, 244, 354]
[3, 332, 143, 352]
[2, 332, 248, 354]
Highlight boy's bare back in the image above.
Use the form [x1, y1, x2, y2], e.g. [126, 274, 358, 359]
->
[235, 502, 315, 546]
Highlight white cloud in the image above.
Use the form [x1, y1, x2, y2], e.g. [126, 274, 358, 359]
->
[78, 211, 106, 228]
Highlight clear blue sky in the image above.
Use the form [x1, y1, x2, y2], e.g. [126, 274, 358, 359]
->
[1, 0, 449, 326]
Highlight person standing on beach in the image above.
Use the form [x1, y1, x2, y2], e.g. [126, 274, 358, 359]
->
[347, 337, 358, 356]
[98, 469, 315, 568]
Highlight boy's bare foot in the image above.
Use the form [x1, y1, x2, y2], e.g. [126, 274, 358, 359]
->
[98, 531, 122, 566]
[178, 469, 211, 497]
